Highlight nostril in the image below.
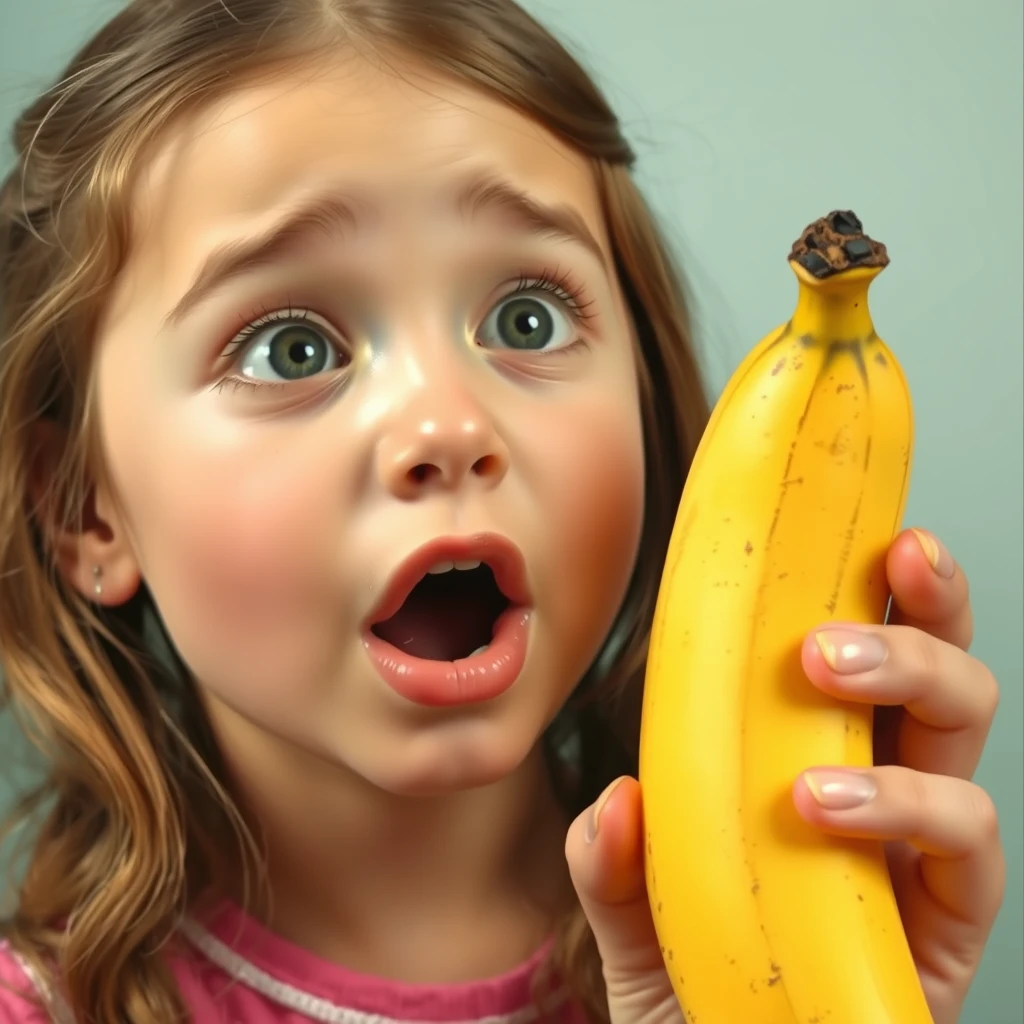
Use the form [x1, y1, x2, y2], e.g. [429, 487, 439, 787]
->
[407, 463, 440, 485]
[402, 453, 504, 488]
[472, 454, 502, 477]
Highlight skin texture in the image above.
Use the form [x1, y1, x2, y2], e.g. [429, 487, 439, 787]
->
[58, 54, 1003, 1016]
[74, 57, 645, 979]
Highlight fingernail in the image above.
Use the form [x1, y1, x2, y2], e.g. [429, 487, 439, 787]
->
[911, 528, 955, 579]
[585, 777, 626, 844]
[815, 629, 887, 674]
[804, 769, 877, 810]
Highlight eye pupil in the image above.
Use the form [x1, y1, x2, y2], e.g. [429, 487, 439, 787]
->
[268, 327, 330, 379]
[498, 297, 553, 350]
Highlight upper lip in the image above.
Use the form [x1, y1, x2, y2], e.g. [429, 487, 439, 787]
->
[366, 532, 531, 627]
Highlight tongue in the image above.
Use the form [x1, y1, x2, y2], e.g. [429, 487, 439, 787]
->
[373, 569, 506, 661]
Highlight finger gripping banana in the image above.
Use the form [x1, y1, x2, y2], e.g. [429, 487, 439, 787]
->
[639, 212, 933, 1023]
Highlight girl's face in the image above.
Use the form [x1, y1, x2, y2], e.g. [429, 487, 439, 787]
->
[93, 56, 645, 795]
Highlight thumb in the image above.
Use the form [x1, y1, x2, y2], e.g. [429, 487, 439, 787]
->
[565, 777, 673, 992]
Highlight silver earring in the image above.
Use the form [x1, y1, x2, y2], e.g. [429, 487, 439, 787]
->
[92, 565, 103, 598]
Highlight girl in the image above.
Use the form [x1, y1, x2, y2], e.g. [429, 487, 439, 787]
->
[0, 1, 1005, 1022]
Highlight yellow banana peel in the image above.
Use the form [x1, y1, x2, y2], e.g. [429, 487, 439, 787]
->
[639, 211, 933, 1023]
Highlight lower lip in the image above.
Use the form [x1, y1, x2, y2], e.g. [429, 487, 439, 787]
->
[362, 607, 531, 707]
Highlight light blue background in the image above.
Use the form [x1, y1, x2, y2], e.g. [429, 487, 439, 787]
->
[1, 1, 1021, 1020]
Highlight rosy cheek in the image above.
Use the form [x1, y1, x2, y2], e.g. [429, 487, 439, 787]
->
[117, 422, 343, 674]
[529, 394, 645, 655]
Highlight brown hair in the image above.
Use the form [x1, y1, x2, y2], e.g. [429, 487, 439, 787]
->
[0, 1, 710, 1020]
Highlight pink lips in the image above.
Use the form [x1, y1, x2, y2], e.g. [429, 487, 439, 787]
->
[362, 533, 532, 707]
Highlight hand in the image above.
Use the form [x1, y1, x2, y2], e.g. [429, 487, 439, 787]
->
[565, 527, 1005, 1024]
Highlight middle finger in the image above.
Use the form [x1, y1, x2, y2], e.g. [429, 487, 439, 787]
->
[802, 623, 999, 780]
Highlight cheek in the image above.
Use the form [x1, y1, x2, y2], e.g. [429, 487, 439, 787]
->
[527, 388, 645, 665]
[106, 405, 345, 678]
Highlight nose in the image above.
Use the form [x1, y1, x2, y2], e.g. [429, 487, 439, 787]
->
[376, 383, 510, 500]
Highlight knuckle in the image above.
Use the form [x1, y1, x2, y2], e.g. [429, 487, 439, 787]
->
[908, 627, 942, 681]
[968, 785, 1001, 843]
[900, 766, 931, 820]
[976, 663, 1001, 723]
[902, 770, 939, 842]
[907, 766, 930, 808]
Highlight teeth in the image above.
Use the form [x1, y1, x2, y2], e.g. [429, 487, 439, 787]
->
[469, 645, 489, 656]
[425, 559, 482, 575]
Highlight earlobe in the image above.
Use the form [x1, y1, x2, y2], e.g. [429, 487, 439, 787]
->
[63, 543, 141, 607]
[28, 419, 142, 607]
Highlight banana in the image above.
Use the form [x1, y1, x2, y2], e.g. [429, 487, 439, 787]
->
[639, 211, 933, 1023]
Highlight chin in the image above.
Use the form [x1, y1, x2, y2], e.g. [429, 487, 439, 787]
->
[357, 710, 547, 798]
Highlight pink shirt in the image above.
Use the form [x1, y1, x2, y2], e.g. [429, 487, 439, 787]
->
[0, 902, 587, 1023]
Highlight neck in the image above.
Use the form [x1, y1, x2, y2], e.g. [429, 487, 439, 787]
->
[207, 714, 573, 983]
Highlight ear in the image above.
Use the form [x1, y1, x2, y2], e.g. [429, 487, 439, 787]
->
[29, 419, 142, 607]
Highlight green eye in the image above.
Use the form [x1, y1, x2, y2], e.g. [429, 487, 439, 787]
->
[478, 293, 576, 352]
[237, 320, 344, 382]
[267, 327, 331, 379]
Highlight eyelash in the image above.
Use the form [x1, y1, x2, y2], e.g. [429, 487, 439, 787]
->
[216, 266, 596, 391]
[221, 302, 318, 360]
[508, 265, 597, 326]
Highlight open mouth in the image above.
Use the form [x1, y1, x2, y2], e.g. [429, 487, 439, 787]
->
[364, 534, 532, 705]
[370, 560, 510, 662]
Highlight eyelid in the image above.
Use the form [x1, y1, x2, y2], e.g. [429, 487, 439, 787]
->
[221, 306, 348, 361]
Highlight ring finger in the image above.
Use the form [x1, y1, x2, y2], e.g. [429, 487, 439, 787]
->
[794, 764, 1006, 933]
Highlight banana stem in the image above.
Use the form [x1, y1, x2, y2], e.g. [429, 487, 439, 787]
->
[787, 210, 890, 341]
[790, 264, 879, 339]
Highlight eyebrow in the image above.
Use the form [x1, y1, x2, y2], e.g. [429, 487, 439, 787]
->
[163, 171, 607, 327]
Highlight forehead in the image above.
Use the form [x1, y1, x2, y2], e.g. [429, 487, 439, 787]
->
[129, 55, 608, 259]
